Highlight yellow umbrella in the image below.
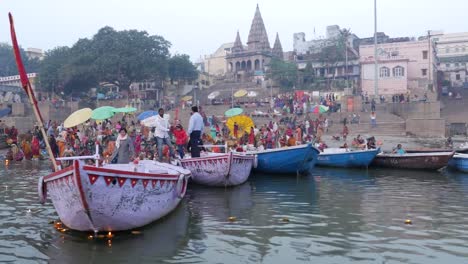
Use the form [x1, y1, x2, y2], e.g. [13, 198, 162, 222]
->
[64, 108, 93, 128]
[181, 95, 193, 101]
[226, 115, 254, 138]
[234, 89, 248, 98]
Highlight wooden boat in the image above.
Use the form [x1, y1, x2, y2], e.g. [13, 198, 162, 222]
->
[247, 143, 320, 174]
[180, 152, 254, 187]
[371, 151, 454, 170]
[39, 158, 191, 232]
[448, 153, 468, 173]
[316, 148, 380, 168]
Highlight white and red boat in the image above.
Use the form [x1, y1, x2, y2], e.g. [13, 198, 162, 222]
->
[38, 156, 191, 232]
[8, 16, 193, 233]
[180, 152, 254, 187]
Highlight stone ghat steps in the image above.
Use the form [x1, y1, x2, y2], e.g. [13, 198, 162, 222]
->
[327, 121, 407, 136]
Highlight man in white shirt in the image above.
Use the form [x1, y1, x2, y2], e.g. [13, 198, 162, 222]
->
[188, 106, 204, 157]
[155, 108, 175, 162]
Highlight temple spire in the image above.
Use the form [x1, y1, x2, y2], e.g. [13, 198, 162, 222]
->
[272, 33, 283, 59]
[232, 30, 244, 53]
[247, 4, 270, 51]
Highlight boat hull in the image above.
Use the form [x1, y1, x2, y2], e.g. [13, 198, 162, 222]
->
[180, 153, 254, 187]
[41, 160, 190, 231]
[448, 154, 468, 173]
[250, 144, 320, 174]
[317, 148, 379, 168]
[371, 152, 454, 170]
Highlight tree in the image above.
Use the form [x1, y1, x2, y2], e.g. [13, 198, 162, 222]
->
[0, 42, 40, 77]
[168, 54, 198, 93]
[267, 58, 298, 89]
[38, 26, 172, 95]
[90, 27, 171, 91]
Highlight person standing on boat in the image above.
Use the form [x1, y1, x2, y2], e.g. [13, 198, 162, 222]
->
[188, 106, 204, 158]
[110, 128, 134, 164]
[154, 108, 175, 162]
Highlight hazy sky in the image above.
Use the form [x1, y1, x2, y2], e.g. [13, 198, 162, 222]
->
[1, 0, 466, 61]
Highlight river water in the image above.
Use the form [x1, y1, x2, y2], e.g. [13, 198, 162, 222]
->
[2, 161, 468, 263]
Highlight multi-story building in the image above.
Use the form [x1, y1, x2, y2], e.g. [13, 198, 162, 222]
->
[360, 39, 436, 96]
[0, 73, 38, 91]
[433, 31, 468, 87]
[25, 48, 44, 60]
[203, 43, 234, 77]
[293, 25, 359, 55]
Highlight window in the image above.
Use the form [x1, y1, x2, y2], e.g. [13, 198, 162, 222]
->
[446, 63, 451, 68]
[455, 47, 460, 52]
[421, 69, 428, 76]
[463, 47, 467, 52]
[456, 74, 461, 80]
[422, 50, 428, 59]
[393, 66, 405, 77]
[455, 63, 460, 67]
[379, 67, 390, 78]
[446, 47, 450, 53]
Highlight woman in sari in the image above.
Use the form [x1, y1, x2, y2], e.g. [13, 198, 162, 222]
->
[21, 139, 32, 160]
[31, 136, 40, 159]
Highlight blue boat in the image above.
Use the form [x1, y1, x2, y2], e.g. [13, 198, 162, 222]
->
[448, 153, 468, 172]
[249, 143, 320, 175]
[316, 148, 380, 168]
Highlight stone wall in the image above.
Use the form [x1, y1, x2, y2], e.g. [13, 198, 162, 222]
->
[389, 101, 441, 119]
[406, 118, 446, 137]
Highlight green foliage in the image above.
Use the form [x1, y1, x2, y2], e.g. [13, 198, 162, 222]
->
[0, 42, 40, 76]
[168, 54, 198, 82]
[39, 26, 172, 95]
[267, 58, 298, 89]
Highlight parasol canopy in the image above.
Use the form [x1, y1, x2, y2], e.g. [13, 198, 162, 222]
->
[140, 114, 170, 127]
[234, 89, 247, 98]
[208, 91, 220, 100]
[137, 110, 158, 121]
[181, 95, 192, 101]
[112, 107, 137, 113]
[226, 115, 254, 138]
[91, 106, 116, 120]
[309, 105, 329, 114]
[0, 108, 11, 118]
[224, 107, 243, 117]
[64, 108, 92, 128]
[247, 91, 258, 97]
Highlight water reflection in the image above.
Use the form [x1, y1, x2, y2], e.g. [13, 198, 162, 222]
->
[2, 161, 468, 263]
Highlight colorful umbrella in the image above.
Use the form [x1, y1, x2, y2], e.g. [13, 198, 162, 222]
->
[0, 108, 11, 118]
[91, 106, 116, 120]
[181, 95, 193, 101]
[208, 91, 220, 100]
[309, 105, 329, 114]
[137, 110, 158, 121]
[226, 115, 254, 138]
[234, 89, 248, 98]
[112, 107, 137, 113]
[64, 108, 92, 128]
[247, 91, 258, 97]
[224, 107, 243, 117]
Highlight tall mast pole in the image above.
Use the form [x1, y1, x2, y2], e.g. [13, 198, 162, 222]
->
[374, 0, 378, 97]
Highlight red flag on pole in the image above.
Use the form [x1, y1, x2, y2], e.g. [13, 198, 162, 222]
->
[8, 12, 57, 171]
[8, 12, 44, 123]
[9, 13, 29, 90]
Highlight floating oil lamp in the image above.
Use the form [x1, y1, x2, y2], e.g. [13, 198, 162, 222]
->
[405, 219, 412, 225]
[106, 231, 114, 238]
[5, 159, 9, 166]
[228, 216, 237, 222]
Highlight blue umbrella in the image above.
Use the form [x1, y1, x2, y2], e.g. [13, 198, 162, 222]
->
[0, 108, 11, 118]
[137, 110, 158, 121]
